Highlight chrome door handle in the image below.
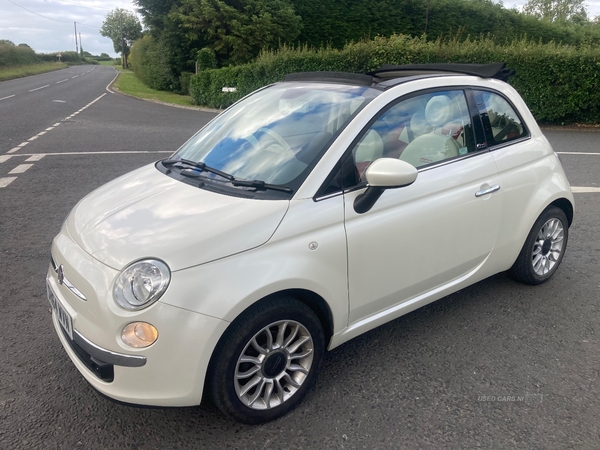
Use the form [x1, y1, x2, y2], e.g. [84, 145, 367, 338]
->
[475, 185, 500, 197]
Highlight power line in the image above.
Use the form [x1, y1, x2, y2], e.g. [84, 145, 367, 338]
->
[4, 0, 101, 28]
[48, 0, 110, 12]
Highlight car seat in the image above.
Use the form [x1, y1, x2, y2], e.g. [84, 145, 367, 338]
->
[399, 95, 460, 167]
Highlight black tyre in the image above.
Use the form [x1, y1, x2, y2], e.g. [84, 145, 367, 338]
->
[207, 297, 325, 424]
[509, 206, 569, 285]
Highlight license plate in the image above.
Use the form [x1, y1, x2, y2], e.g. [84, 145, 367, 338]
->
[47, 279, 74, 340]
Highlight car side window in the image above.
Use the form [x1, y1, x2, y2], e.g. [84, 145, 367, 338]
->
[473, 90, 527, 147]
[350, 90, 476, 181]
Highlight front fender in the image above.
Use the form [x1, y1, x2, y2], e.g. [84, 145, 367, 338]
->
[159, 196, 349, 336]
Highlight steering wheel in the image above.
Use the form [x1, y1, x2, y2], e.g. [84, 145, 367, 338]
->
[258, 127, 292, 153]
[243, 134, 260, 150]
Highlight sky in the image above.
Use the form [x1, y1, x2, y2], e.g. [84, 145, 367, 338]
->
[1, 0, 600, 58]
[1, 0, 135, 57]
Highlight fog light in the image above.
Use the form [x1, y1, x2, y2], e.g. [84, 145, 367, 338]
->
[121, 322, 158, 348]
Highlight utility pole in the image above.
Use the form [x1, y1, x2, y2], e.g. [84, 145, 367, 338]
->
[74, 22, 78, 53]
[119, 14, 125, 68]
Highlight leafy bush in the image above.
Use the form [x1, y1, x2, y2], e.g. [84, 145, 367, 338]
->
[37, 51, 85, 64]
[179, 71, 194, 95]
[292, 0, 600, 50]
[189, 35, 600, 124]
[0, 42, 39, 68]
[130, 35, 180, 91]
[196, 48, 217, 71]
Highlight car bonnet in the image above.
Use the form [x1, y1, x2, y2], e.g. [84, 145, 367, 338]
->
[65, 164, 290, 271]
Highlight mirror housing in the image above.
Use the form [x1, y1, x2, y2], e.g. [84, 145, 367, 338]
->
[353, 158, 418, 214]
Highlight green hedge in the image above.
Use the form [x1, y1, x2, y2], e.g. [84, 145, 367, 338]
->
[189, 35, 600, 124]
[38, 51, 86, 64]
[292, 0, 600, 50]
[0, 42, 39, 68]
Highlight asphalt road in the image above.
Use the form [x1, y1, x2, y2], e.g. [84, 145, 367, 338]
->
[1, 66, 599, 449]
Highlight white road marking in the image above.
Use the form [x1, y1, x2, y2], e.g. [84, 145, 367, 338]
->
[106, 69, 119, 93]
[45, 127, 55, 131]
[53, 100, 66, 103]
[0, 177, 17, 188]
[0, 95, 16, 101]
[557, 152, 600, 156]
[53, 123, 61, 127]
[8, 142, 29, 153]
[27, 136, 39, 141]
[9, 164, 33, 174]
[71, 76, 79, 79]
[56, 79, 68, 84]
[571, 187, 600, 193]
[25, 155, 45, 162]
[29, 85, 50, 92]
[36, 131, 47, 137]
[62, 93, 107, 121]
[0, 155, 12, 163]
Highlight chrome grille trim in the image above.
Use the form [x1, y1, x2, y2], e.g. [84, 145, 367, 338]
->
[50, 255, 87, 301]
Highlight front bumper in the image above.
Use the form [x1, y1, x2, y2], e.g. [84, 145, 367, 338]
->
[48, 229, 229, 407]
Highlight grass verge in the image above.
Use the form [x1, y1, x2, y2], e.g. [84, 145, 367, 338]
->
[112, 68, 194, 107]
[0, 62, 68, 82]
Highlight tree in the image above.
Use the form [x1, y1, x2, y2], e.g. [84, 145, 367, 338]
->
[171, 0, 302, 65]
[523, 0, 588, 23]
[100, 8, 143, 68]
[0, 39, 15, 46]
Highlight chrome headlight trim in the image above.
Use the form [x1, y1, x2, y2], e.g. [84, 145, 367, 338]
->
[113, 259, 171, 311]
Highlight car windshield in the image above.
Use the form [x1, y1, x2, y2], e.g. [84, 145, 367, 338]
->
[174, 82, 380, 188]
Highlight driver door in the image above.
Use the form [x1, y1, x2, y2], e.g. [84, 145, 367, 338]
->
[342, 89, 502, 324]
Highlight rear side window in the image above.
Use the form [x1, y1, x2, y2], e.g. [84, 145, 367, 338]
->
[473, 90, 528, 147]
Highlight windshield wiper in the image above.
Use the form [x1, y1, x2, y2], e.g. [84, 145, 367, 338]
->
[231, 179, 293, 193]
[162, 158, 234, 181]
[162, 159, 292, 193]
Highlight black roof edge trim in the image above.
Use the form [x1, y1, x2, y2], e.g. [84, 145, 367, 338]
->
[367, 63, 516, 82]
[284, 71, 374, 86]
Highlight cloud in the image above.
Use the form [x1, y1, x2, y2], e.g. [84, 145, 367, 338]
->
[1, 0, 135, 56]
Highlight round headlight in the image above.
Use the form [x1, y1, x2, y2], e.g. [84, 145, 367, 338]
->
[113, 259, 170, 310]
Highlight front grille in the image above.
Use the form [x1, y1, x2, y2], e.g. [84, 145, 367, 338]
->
[60, 326, 114, 382]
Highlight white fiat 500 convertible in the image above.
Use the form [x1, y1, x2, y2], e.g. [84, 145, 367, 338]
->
[47, 63, 573, 423]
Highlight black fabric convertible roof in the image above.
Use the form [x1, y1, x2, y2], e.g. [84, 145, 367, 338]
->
[367, 62, 516, 82]
[282, 63, 516, 87]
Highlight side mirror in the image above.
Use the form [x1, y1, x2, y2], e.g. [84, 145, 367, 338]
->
[353, 158, 418, 214]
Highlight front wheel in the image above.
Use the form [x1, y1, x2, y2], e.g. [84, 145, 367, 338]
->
[207, 297, 325, 424]
[509, 206, 569, 285]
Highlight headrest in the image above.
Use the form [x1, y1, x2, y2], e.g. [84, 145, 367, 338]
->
[410, 110, 432, 136]
[425, 95, 454, 128]
[354, 130, 383, 162]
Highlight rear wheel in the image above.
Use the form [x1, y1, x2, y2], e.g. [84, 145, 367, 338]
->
[207, 297, 324, 424]
[509, 206, 568, 285]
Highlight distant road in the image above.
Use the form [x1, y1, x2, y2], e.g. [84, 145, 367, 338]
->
[0, 65, 120, 154]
